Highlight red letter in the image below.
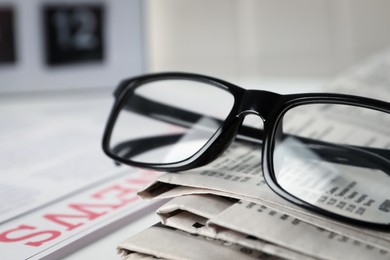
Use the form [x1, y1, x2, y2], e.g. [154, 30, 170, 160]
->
[44, 202, 124, 230]
[44, 209, 101, 230]
[0, 225, 61, 247]
[92, 184, 139, 208]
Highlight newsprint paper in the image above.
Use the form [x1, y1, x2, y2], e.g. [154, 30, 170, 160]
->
[117, 49, 390, 259]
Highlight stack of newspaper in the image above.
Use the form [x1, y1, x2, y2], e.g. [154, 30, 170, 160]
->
[116, 51, 390, 260]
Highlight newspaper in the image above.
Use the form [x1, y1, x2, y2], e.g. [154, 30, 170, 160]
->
[154, 194, 389, 260]
[139, 141, 390, 248]
[119, 50, 390, 259]
[210, 200, 389, 260]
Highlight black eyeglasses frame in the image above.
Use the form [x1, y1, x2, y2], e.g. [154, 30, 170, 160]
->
[102, 72, 390, 230]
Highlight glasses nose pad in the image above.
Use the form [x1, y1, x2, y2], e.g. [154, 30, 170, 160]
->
[239, 114, 265, 141]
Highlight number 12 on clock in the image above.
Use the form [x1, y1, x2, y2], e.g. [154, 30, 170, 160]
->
[43, 5, 104, 66]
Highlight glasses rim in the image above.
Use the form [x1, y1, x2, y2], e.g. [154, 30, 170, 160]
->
[102, 72, 390, 230]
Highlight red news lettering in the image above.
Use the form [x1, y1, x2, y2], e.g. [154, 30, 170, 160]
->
[44, 212, 95, 231]
[0, 225, 61, 247]
[0, 176, 148, 247]
[43, 184, 140, 231]
[91, 184, 139, 208]
[43, 202, 118, 230]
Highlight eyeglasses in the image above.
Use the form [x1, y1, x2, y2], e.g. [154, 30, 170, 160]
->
[102, 72, 390, 230]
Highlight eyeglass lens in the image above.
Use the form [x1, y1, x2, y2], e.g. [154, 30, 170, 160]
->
[274, 103, 390, 224]
[109, 79, 234, 164]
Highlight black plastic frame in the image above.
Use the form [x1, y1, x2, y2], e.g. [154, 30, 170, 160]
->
[102, 72, 390, 230]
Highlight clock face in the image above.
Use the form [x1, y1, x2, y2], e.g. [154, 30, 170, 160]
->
[0, 7, 16, 64]
[43, 5, 104, 66]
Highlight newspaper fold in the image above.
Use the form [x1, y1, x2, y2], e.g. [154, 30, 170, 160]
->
[117, 223, 281, 260]
[157, 195, 317, 260]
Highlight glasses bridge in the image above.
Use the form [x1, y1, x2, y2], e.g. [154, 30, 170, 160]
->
[239, 90, 282, 122]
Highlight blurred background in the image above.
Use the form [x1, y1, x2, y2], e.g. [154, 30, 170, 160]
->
[1, 0, 390, 92]
[1, 2, 390, 258]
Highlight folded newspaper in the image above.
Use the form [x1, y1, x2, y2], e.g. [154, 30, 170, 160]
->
[117, 49, 390, 260]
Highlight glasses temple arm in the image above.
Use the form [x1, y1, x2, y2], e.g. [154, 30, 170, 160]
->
[123, 93, 264, 138]
[286, 137, 390, 173]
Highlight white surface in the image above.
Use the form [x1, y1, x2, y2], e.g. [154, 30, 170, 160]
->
[0, 91, 119, 223]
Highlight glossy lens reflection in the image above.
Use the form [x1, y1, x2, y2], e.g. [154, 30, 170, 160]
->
[109, 79, 234, 164]
[273, 103, 390, 224]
